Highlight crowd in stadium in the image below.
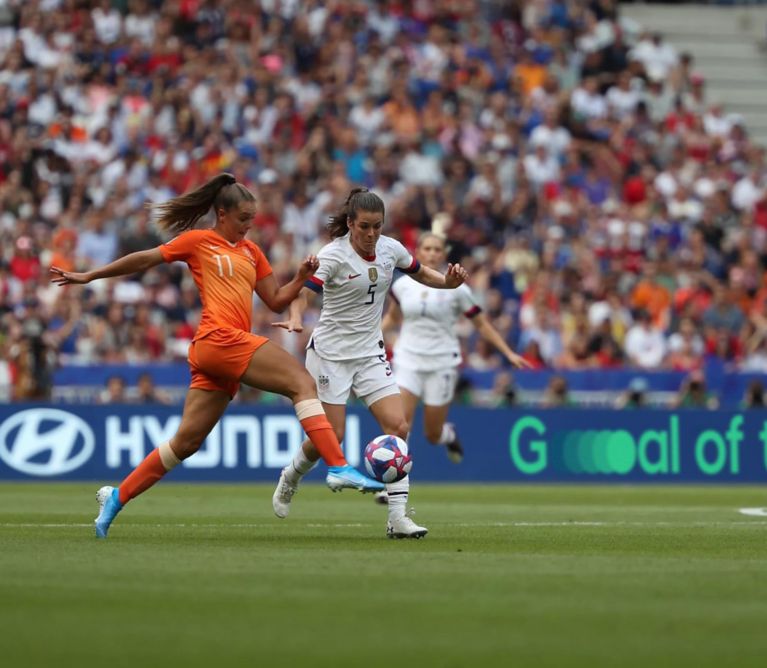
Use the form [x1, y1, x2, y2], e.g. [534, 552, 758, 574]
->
[1, 0, 767, 404]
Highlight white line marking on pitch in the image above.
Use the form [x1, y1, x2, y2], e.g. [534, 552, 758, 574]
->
[1, 520, 766, 529]
[738, 507, 767, 517]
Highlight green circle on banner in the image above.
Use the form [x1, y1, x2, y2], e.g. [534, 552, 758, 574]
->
[562, 431, 581, 473]
[592, 431, 611, 474]
[606, 430, 636, 475]
[578, 430, 598, 474]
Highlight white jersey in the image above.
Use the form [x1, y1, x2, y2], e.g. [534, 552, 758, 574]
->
[392, 275, 481, 371]
[305, 233, 419, 361]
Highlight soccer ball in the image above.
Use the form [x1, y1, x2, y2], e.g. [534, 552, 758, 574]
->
[364, 435, 412, 483]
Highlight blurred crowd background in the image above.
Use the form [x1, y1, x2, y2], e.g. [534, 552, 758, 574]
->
[1, 0, 766, 407]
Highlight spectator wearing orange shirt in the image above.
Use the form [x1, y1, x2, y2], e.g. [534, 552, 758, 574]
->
[383, 85, 421, 143]
[514, 47, 548, 97]
[631, 260, 671, 330]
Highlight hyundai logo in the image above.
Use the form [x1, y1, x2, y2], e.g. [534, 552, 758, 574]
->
[0, 408, 95, 476]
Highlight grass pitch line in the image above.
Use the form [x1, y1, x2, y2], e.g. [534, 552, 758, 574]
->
[2, 519, 767, 530]
[738, 507, 767, 517]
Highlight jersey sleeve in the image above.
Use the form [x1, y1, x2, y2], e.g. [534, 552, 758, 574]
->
[249, 242, 273, 281]
[390, 273, 405, 304]
[457, 284, 482, 318]
[391, 239, 420, 274]
[304, 244, 339, 293]
[158, 229, 208, 263]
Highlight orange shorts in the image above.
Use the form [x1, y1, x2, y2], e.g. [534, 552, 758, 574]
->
[188, 329, 269, 397]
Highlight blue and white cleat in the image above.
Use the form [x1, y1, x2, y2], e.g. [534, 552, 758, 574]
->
[94, 486, 123, 539]
[326, 465, 385, 493]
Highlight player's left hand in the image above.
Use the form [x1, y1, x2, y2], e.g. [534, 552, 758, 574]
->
[507, 352, 535, 369]
[272, 318, 303, 333]
[296, 255, 319, 280]
[445, 263, 468, 288]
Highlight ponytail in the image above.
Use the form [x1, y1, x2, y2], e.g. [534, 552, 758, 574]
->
[151, 173, 255, 234]
[327, 187, 385, 239]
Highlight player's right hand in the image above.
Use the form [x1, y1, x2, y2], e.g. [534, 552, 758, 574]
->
[296, 255, 320, 280]
[50, 266, 91, 286]
[272, 318, 304, 333]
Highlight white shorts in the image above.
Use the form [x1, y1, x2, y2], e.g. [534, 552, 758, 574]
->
[393, 363, 458, 406]
[306, 348, 400, 407]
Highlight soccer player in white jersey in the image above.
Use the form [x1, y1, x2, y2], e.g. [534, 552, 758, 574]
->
[271, 188, 468, 538]
[384, 232, 531, 464]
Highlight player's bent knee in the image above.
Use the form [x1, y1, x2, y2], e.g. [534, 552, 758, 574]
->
[391, 420, 409, 441]
[172, 433, 205, 459]
[292, 370, 319, 402]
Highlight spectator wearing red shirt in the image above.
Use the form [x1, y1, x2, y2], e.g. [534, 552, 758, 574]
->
[9, 237, 40, 283]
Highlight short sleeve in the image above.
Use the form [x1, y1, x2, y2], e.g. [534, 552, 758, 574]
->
[305, 244, 340, 293]
[390, 274, 405, 303]
[457, 284, 482, 318]
[158, 230, 207, 263]
[249, 242, 273, 281]
[391, 239, 420, 274]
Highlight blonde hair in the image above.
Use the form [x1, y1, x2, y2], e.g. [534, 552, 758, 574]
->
[417, 232, 448, 251]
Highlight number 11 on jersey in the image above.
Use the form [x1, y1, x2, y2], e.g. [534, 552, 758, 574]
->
[214, 254, 234, 277]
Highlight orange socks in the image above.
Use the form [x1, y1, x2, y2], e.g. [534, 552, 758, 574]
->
[300, 414, 347, 467]
[118, 448, 171, 505]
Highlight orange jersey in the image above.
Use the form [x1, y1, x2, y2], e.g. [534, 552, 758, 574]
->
[158, 229, 272, 340]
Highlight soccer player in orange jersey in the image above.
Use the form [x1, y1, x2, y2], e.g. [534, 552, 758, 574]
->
[50, 173, 384, 538]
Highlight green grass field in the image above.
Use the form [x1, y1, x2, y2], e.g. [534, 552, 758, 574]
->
[1, 483, 766, 667]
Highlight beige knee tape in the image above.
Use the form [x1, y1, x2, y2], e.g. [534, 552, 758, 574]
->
[295, 399, 325, 421]
[159, 441, 181, 471]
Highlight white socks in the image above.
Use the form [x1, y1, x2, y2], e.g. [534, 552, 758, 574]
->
[386, 476, 409, 520]
[285, 444, 318, 484]
[437, 423, 456, 446]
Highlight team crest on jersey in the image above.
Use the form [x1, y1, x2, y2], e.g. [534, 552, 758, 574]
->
[243, 247, 253, 260]
[368, 268, 378, 282]
[318, 375, 330, 389]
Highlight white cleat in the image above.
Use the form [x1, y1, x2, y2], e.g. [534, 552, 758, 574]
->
[272, 468, 298, 519]
[386, 512, 428, 539]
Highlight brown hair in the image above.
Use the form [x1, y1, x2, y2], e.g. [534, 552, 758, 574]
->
[152, 173, 255, 234]
[327, 187, 385, 239]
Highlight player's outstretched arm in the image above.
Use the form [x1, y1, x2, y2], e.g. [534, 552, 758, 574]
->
[50, 248, 165, 286]
[272, 286, 316, 333]
[256, 255, 319, 314]
[412, 262, 468, 289]
[471, 312, 533, 369]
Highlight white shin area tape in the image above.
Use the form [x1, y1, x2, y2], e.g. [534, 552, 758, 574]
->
[159, 441, 182, 471]
[294, 398, 325, 421]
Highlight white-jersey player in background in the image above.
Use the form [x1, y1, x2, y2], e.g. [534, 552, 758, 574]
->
[383, 233, 531, 467]
[271, 189, 468, 538]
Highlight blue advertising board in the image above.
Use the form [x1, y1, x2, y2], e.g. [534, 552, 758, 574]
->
[0, 404, 766, 482]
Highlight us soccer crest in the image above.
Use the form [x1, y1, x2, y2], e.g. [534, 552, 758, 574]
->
[368, 267, 378, 282]
[318, 375, 330, 389]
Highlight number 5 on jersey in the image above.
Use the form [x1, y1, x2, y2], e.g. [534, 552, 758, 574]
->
[365, 283, 377, 304]
[214, 254, 234, 277]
